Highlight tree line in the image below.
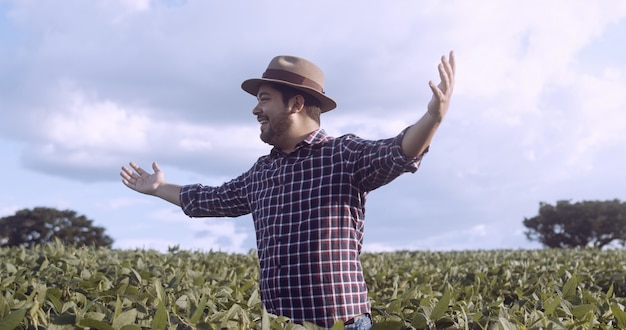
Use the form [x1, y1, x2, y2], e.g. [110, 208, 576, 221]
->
[524, 199, 626, 249]
[1, 200, 625, 249]
[0, 207, 112, 248]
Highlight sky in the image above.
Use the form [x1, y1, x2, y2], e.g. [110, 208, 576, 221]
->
[1, 0, 625, 253]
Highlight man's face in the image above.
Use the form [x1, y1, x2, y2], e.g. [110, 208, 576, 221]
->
[253, 84, 293, 146]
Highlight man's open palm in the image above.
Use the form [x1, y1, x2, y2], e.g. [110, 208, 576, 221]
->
[120, 162, 164, 195]
[427, 51, 456, 120]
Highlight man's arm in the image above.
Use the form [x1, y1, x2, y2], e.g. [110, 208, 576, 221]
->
[120, 162, 182, 206]
[402, 51, 456, 158]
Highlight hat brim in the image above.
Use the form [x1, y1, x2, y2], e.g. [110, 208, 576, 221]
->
[241, 78, 337, 113]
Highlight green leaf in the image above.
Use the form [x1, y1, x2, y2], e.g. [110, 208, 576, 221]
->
[387, 299, 403, 314]
[0, 309, 27, 330]
[430, 290, 452, 320]
[371, 320, 404, 330]
[152, 301, 167, 330]
[262, 306, 270, 330]
[190, 294, 209, 323]
[154, 278, 166, 305]
[497, 316, 518, 330]
[112, 308, 137, 329]
[78, 317, 115, 330]
[544, 296, 561, 316]
[330, 319, 344, 330]
[120, 325, 142, 330]
[221, 303, 243, 327]
[562, 275, 578, 301]
[113, 295, 122, 320]
[129, 268, 142, 285]
[611, 304, 626, 329]
[411, 312, 428, 329]
[46, 289, 63, 313]
[571, 304, 595, 319]
[4, 263, 17, 275]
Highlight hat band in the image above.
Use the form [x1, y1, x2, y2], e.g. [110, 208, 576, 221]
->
[263, 69, 324, 94]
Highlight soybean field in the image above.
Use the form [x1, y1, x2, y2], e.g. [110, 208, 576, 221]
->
[2, 240, 626, 329]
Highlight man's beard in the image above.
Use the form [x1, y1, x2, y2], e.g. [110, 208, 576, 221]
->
[260, 109, 292, 146]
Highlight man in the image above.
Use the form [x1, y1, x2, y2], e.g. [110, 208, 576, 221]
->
[120, 52, 455, 329]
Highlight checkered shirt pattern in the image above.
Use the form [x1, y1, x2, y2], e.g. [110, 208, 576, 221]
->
[180, 128, 423, 327]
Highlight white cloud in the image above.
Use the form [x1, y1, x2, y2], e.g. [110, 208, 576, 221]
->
[14, 80, 265, 180]
[119, 0, 150, 12]
[450, 0, 626, 116]
[568, 72, 626, 163]
[364, 224, 536, 252]
[2, 0, 626, 253]
[41, 83, 149, 152]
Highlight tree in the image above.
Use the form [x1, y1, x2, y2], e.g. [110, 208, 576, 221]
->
[523, 199, 626, 249]
[0, 207, 113, 248]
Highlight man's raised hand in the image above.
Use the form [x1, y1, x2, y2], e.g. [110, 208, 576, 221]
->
[120, 162, 164, 195]
[427, 51, 456, 121]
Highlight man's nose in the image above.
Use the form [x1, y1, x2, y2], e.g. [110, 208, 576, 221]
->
[252, 104, 262, 115]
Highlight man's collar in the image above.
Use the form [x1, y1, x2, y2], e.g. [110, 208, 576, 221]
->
[270, 129, 330, 156]
[302, 128, 328, 145]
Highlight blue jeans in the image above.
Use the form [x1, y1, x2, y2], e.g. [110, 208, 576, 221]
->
[344, 314, 372, 330]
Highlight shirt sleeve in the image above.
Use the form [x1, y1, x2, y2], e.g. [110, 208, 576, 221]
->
[179, 172, 251, 218]
[346, 128, 427, 192]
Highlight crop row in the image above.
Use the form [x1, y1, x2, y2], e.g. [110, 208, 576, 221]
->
[1, 240, 626, 329]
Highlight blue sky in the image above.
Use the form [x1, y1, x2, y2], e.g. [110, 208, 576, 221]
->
[1, 0, 625, 253]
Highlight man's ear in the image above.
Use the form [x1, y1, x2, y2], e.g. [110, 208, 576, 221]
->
[288, 95, 305, 113]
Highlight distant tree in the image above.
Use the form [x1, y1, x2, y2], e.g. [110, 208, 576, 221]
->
[0, 207, 113, 248]
[524, 199, 626, 249]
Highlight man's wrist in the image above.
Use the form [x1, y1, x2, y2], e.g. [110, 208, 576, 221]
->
[426, 110, 444, 123]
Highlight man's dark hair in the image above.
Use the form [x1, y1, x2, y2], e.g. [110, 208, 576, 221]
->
[270, 83, 321, 124]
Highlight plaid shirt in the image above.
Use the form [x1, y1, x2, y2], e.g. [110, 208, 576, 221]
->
[180, 128, 423, 327]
